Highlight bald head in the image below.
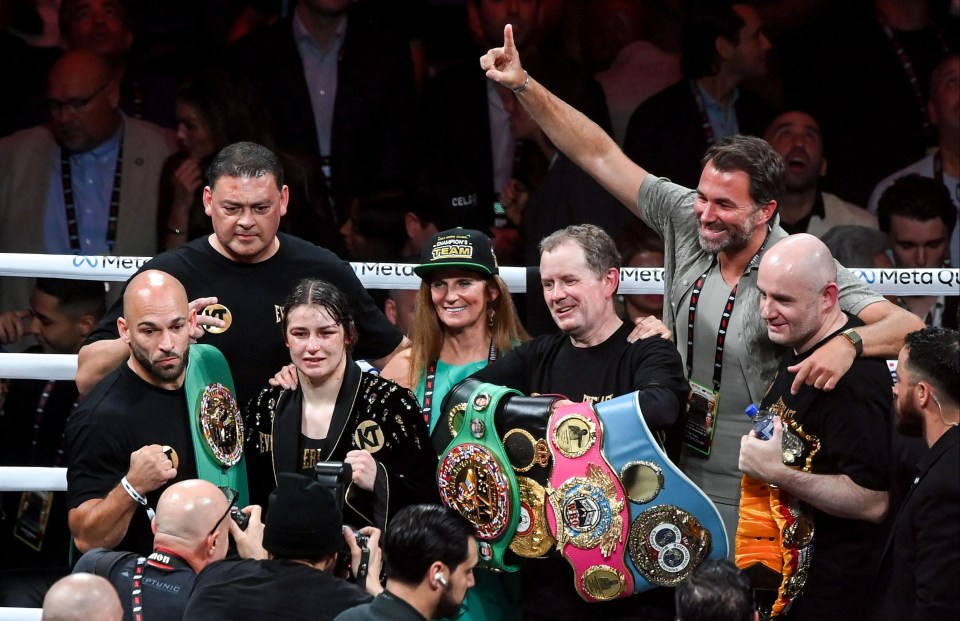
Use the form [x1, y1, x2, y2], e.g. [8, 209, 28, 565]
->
[761, 234, 837, 294]
[758, 234, 845, 353]
[123, 270, 189, 318]
[42, 573, 123, 621]
[47, 49, 121, 152]
[155, 479, 229, 541]
[118, 270, 195, 389]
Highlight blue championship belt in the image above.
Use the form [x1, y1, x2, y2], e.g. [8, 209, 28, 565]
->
[594, 391, 729, 590]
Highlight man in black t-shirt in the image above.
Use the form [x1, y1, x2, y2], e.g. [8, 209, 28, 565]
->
[67, 270, 199, 555]
[76, 142, 407, 406]
[473, 224, 688, 621]
[73, 479, 231, 621]
[738, 234, 893, 620]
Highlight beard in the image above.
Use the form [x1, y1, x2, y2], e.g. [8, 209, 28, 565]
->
[435, 586, 463, 619]
[698, 212, 757, 254]
[130, 340, 188, 384]
[895, 405, 924, 437]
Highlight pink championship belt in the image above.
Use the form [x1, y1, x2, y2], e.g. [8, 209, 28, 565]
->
[544, 402, 635, 602]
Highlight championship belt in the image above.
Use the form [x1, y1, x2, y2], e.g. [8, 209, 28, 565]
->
[545, 402, 634, 602]
[735, 422, 819, 617]
[437, 383, 523, 572]
[438, 379, 559, 559]
[594, 392, 727, 592]
[184, 344, 249, 506]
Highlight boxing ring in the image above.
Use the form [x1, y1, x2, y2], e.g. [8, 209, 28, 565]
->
[0, 252, 957, 620]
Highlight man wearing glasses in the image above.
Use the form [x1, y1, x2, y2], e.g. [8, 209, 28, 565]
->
[0, 48, 176, 329]
[73, 479, 233, 621]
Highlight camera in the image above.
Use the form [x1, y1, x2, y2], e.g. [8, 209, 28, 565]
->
[229, 506, 249, 531]
[314, 462, 363, 581]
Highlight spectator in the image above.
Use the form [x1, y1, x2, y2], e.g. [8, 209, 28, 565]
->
[624, 1, 778, 189]
[73, 479, 233, 621]
[874, 326, 960, 620]
[334, 504, 477, 621]
[183, 472, 382, 621]
[820, 225, 894, 270]
[877, 174, 958, 328]
[0, 278, 106, 608]
[614, 221, 665, 323]
[226, 0, 416, 211]
[41, 573, 123, 621]
[0, 49, 175, 325]
[159, 69, 340, 252]
[763, 110, 877, 236]
[869, 54, 960, 268]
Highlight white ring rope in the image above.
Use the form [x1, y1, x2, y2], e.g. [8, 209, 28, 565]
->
[0, 608, 42, 621]
[1, 252, 958, 294]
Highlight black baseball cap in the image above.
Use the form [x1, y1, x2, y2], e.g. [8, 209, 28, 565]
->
[414, 228, 499, 278]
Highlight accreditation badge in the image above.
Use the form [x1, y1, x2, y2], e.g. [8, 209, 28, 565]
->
[13, 491, 54, 552]
[683, 379, 719, 456]
[199, 382, 244, 467]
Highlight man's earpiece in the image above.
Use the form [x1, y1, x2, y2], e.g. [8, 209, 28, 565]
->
[434, 572, 447, 586]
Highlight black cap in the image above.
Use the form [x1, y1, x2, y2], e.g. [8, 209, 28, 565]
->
[414, 228, 499, 278]
[263, 473, 343, 559]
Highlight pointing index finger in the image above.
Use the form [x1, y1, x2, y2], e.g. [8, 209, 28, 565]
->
[503, 23, 515, 53]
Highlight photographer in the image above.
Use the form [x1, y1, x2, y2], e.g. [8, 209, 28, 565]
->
[72, 479, 233, 621]
[183, 473, 383, 621]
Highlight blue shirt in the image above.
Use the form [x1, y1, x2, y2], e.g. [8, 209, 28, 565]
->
[697, 82, 740, 141]
[43, 122, 123, 255]
[293, 10, 345, 160]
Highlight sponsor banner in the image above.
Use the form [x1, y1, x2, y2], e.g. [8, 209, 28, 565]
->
[1, 254, 957, 295]
[0, 253, 151, 281]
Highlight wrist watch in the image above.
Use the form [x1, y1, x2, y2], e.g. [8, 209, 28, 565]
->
[839, 328, 863, 357]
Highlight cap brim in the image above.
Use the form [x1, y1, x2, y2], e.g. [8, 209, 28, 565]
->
[413, 261, 496, 278]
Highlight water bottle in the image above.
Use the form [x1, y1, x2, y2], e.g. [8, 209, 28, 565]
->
[745, 404, 776, 441]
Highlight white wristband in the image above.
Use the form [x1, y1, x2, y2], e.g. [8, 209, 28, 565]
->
[121, 476, 148, 506]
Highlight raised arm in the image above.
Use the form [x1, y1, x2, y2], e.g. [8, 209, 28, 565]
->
[480, 24, 647, 213]
[68, 444, 177, 551]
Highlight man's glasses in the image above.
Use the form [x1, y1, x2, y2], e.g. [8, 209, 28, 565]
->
[208, 487, 239, 537]
[47, 81, 111, 115]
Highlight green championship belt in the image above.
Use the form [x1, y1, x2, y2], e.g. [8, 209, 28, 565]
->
[437, 383, 522, 572]
[184, 344, 249, 506]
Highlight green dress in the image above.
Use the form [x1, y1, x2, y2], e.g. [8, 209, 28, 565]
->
[416, 359, 522, 621]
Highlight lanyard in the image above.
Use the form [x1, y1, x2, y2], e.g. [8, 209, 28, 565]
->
[876, 13, 948, 134]
[689, 80, 715, 146]
[131, 555, 148, 621]
[685, 241, 767, 391]
[60, 140, 124, 254]
[421, 340, 497, 426]
[30, 380, 77, 467]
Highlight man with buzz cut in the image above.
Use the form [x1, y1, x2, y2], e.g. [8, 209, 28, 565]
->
[66, 270, 202, 556]
[738, 233, 893, 620]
